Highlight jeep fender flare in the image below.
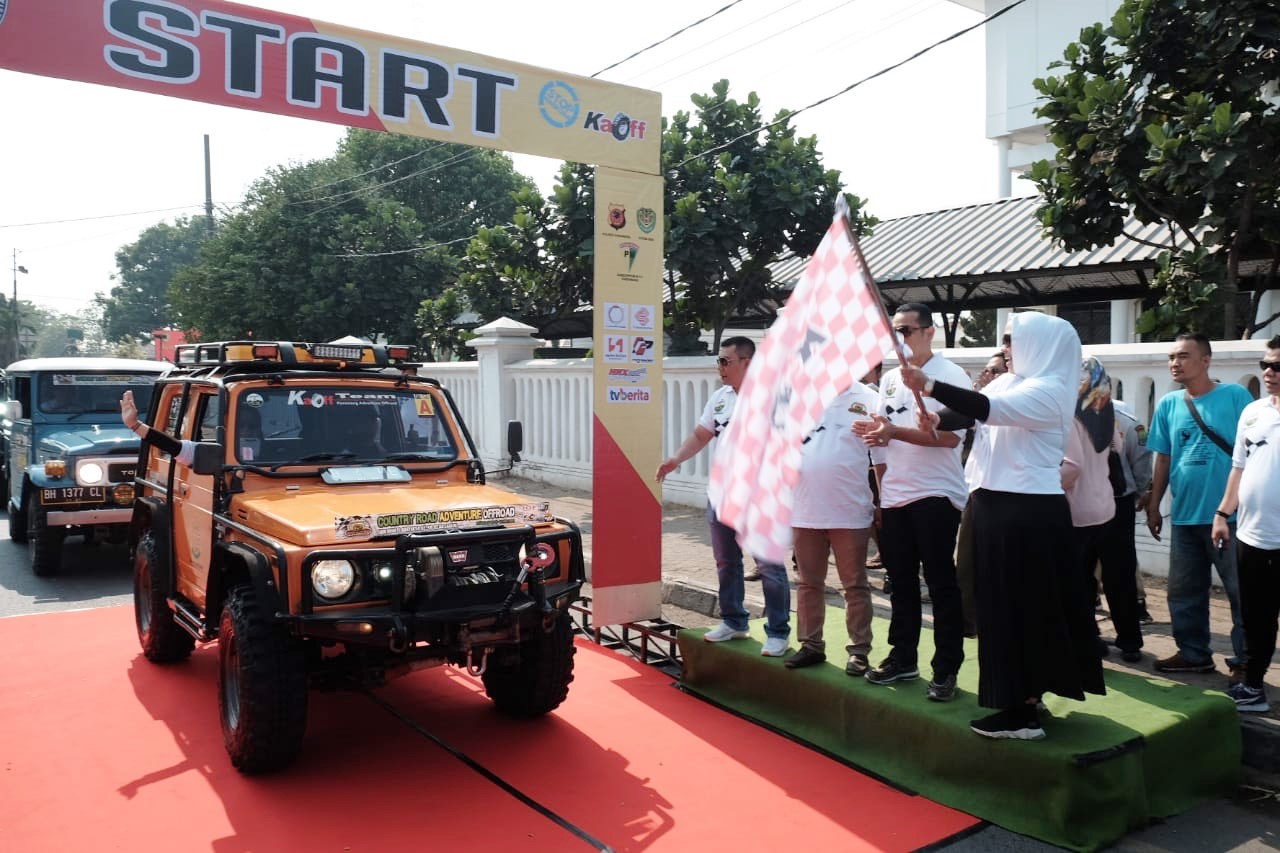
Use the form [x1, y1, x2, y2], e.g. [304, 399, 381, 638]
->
[129, 494, 172, 589]
[210, 542, 282, 625]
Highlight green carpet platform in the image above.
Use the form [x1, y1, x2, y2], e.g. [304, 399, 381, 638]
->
[678, 606, 1241, 851]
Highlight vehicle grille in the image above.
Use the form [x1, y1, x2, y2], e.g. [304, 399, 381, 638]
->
[108, 462, 137, 483]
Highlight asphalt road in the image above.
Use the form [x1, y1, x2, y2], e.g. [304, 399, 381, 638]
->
[3, 520, 1280, 851]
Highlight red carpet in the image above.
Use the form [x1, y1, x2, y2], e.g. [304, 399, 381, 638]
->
[0, 607, 977, 851]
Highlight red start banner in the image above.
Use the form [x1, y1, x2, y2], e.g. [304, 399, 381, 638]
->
[0, 0, 661, 173]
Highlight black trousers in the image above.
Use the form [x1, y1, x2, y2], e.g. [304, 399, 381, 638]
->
[879, 496, 964, 677]
[1094, 497, 1143, 652]
[1240, 541, 1280, 687]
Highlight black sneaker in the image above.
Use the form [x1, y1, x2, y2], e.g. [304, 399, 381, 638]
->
[1120, 648, 1142, 663]
[865, 658, 919, 685]
[784, 647, 826, 669]
[1228, 683, 1270, 713]
[845, 654, 870, 677]
[927, 672, 957, 702]
[970, 707, 1045, 740]
[1137, 602, 1154, 625]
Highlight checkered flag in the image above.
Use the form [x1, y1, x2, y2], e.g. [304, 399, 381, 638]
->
[708, 207, 893, 565]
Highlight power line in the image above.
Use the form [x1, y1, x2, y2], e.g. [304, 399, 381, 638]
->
[0, 204, 205, 229]
[675, 0, 1029, 168]
[591, 0, 750, 77]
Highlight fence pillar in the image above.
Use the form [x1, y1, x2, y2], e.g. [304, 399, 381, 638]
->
[466, 317, 538, 468]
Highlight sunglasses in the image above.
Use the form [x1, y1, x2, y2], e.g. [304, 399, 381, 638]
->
[981, 366, 1005, 375]
[1261, 360, 1280, 373]
[894, 326, 924, 338]
[716, 356, 748, 367]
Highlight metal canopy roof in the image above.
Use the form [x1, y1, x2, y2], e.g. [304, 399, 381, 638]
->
[770, 194, 1213, 312]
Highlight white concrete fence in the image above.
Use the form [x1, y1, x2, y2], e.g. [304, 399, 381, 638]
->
[427, 318, 1271, 578]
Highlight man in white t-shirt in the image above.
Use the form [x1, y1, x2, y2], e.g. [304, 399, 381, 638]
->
[854, 303, 969, 701]
[656, 336, 791, 658]
[784, 384, 885, 675]
[1213, 336, 1280, 713]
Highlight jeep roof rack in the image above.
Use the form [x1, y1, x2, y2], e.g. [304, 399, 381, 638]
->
[173, 341, 415, 369]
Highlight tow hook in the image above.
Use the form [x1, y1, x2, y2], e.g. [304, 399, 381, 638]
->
[501, 541, 557, 617]
[388, 615, 408, 654]
[465, 646, 491, 676]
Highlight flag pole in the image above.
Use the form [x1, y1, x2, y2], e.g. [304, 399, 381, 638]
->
[834, 197, 933, 428]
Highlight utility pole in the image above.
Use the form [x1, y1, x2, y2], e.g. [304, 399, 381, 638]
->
[204, 134, 214, 234]
[10, 249, 27, 364]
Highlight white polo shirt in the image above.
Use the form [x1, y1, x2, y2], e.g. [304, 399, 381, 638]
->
[1233, 398, 1280, 550]
[793, 385, 886, 529]
[877, 355, 970, 510]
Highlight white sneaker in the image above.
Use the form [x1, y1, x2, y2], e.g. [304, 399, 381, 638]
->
[704, 623, 750, 643]
[761, 636, 789, 657]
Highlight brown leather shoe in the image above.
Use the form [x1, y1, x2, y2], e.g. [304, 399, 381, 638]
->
[1153, 652, 1215, 674]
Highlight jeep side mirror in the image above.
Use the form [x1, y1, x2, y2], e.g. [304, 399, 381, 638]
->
[507, 421, 523, 463]
[3, 399, 21, 421]
[191, 442, 224, 475]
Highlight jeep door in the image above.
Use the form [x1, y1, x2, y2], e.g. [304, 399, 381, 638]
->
[172, 390, 218, 608]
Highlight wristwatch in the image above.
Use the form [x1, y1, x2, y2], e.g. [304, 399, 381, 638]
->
[923, 377, 936, 396]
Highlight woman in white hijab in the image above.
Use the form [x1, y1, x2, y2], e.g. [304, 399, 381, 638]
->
[902, 312, 1104, 740]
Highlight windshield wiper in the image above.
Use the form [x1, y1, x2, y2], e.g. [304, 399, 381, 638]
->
[270, 452, 359, 472]
[384, 452, 448, 462]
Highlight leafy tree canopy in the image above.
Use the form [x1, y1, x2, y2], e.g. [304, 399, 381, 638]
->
[423, 79, 873, 356]
[1029, 0, 1280, 339]
[169, 130, 531, 344]
[97, 215, 208, 343]
[663, 79, 870, 351]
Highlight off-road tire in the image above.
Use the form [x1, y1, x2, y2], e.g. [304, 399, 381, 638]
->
[134, 531, 194, 663]
[9, 497, 27, 544]
[482, 611, 576, 717]
[28, 506, 63, 577]
[218, 583, 308, 773]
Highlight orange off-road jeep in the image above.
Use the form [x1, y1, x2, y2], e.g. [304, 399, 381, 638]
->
[131, 341, 585, 773]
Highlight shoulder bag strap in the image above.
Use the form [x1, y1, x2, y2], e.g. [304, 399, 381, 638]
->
[1183, 391, 1233, 456]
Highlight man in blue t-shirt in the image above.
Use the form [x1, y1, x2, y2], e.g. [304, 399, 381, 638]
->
[1146, 333, 1254, 676]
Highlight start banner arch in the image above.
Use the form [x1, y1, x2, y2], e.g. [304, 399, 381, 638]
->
[0, 0, 665, 624]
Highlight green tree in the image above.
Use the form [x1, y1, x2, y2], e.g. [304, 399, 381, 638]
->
[1029, 0, 1280, 340]
[168, 130, 532, 345]
[97, 216, 208, 342]
[416, 163, 596, 359]
[958, 309, 998, 347]
[663, 80, 864, 352]
[170, 158, 456, 342]
[427, 80, 868, 356]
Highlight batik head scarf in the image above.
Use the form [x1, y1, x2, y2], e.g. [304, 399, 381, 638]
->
[1076, 356, 1114, 453]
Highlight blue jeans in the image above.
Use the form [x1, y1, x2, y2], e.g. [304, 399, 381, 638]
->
[1168, 523, 1245, 666]
[706, 504, 790, 639]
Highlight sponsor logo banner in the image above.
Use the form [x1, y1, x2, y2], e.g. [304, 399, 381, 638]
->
[335, 502, 552, 539]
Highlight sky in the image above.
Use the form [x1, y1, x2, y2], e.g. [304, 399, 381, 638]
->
[0, 0, 1006, 320]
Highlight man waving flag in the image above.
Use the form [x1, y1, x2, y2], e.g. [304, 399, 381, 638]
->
[708, 204, 894, 565]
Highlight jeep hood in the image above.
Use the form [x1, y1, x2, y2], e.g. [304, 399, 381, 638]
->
[233, 483, 556, 547]
[38, 425, 139, 455]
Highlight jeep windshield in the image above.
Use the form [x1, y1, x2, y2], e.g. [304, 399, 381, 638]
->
[38, 372, 157, 418]
[233, 385, 459, 467]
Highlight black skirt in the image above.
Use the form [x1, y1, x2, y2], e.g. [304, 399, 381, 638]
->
[971, 489, 1105, 709]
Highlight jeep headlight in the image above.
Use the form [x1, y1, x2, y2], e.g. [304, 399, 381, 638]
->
[311, 560, 356, 600]
[78, 462, 105, 485]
